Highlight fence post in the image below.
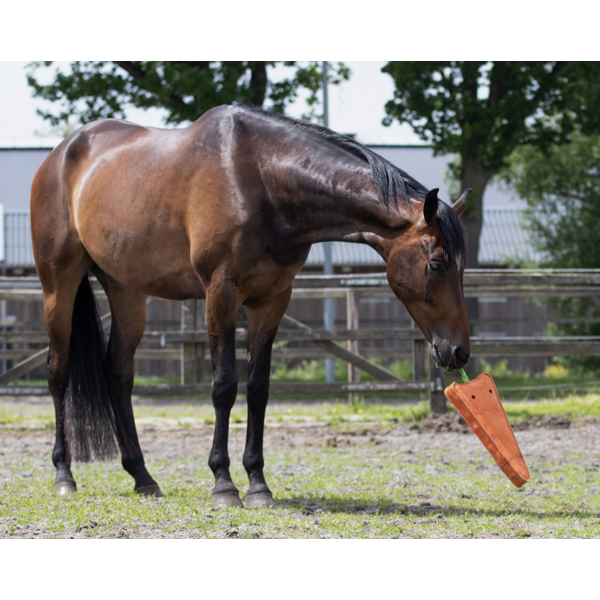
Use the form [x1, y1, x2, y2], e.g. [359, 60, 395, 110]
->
[411, 319, 425, 382]
[428, 348, 447, 414]
[181, 299, 206, 385]
[346, 289, 360, 403]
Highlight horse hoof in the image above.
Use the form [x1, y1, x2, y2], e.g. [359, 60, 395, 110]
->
[135, 484, 165, 497]
[212, 491, 244, 509]
[53, 481, 77, 496]
[245, 492, 276, 508]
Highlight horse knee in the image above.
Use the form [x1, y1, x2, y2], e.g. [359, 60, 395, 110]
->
[212, 377, 237, 409]
[246, 378, 269, 412]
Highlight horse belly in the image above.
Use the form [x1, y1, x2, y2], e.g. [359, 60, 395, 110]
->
[77, 201, 205, 300]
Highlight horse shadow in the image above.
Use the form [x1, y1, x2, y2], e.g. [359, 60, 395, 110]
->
[276, 495, 600, 521]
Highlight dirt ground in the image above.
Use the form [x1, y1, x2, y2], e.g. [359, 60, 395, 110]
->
[0, 400, 600, 538]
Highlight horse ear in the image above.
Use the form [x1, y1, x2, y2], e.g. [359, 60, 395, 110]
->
[453, 188, 471, 217]
[423, 188, 439, 225]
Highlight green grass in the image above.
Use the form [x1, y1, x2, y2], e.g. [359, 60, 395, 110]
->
[1, 434, 599, 538]
[3, 391, 600, 429]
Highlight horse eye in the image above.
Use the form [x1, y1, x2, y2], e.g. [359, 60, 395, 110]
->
[429, 262, 443, 272]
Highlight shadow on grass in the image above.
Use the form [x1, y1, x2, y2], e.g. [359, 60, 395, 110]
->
[276, 495, 600, 520]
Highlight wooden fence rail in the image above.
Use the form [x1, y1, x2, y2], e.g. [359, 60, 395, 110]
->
[1, 269, 600, 413]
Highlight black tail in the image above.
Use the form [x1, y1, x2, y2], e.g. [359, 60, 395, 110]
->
[63, 275, 131, 462]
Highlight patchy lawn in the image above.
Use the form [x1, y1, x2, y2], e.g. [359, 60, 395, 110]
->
[1, 395, 599, 538]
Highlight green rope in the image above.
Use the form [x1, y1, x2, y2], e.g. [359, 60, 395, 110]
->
[436, 364, 470, 383]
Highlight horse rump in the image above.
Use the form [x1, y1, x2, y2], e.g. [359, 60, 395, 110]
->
[63, 275, 131, 462]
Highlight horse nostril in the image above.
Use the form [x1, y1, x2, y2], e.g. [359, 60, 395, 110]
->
[453, 345, 469, 366]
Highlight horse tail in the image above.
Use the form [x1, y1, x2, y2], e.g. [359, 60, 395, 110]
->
[63, 274, 128, 462]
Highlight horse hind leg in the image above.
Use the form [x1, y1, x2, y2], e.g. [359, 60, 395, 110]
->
[42, 258, 95, 495]
[93, 268, 163, 497]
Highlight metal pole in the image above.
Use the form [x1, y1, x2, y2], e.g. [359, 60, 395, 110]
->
[322, 61, 329, 128]
[322, 61, 335, 383]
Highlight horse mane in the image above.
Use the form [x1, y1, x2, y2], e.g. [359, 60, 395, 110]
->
[436, 200, 467, 269]
[240, 106, 465, 266]
[240, 106, 428, 209]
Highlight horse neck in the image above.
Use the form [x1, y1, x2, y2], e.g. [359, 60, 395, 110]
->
[266, 153, 414, 246]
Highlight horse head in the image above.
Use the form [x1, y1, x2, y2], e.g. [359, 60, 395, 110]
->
[384, 188, 471, 371]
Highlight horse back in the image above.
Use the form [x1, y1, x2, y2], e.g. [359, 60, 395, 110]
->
[30, 108, 305, 302]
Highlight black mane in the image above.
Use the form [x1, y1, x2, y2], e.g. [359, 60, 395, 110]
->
[436, 200, 467, 269]
[241, 106, 465, 266]
[242, 106, 428, 208]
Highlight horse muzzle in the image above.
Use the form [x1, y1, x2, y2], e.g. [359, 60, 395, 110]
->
[431, 337, 470, 371]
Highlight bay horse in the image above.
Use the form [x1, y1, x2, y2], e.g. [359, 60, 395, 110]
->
[31, 105, 471, 508]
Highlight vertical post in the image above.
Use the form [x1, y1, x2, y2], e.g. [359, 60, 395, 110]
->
[322, 60, 335, 384]
[411, 319, 425, 382]
[346, 289, 360, 403]
[181, 299, 206, 385]
[428, 346, 447, 414]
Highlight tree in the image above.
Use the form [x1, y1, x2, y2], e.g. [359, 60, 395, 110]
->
[381, 61, 600, 268]
[26, 61, 350, 127]
[506, 134, 600, 372]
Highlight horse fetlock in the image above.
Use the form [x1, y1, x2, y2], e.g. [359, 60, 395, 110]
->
[135, 484, 165, 498]
[122, 457, 156, 488]
[208, 447, 232, 471]
[243, 453, 265, 477]
[52, 447, 70, 469]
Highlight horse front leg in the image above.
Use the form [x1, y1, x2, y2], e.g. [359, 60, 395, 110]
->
[206, 281, 243, 508]
[243, 287, 292, 508]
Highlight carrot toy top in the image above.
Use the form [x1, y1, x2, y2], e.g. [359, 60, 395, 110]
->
[445, 371, 530, 488]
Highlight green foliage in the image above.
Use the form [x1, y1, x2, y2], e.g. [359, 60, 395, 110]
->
[271, 358, 413, 383]
[383, 62, 600, 172]
[381, 62, 600, 263]
[504, 133, 600, 372]
[26, 61, 350, 127]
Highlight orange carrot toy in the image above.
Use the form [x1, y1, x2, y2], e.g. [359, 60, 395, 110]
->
[444, 370, 530, 488]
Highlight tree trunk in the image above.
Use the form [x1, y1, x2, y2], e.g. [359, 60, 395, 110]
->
[461, 159, 493, 269]
[461, 158, 494, 377]
[248, 62, 268, 107]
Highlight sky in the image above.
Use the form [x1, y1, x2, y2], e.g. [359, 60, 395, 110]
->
[0, 61, 423, 147]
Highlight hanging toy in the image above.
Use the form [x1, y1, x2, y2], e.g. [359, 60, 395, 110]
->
[444, 369, 530, 488]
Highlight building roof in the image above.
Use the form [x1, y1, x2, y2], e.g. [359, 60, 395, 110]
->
[0, 145, 538, 268]
[369, 146, 526, 210]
